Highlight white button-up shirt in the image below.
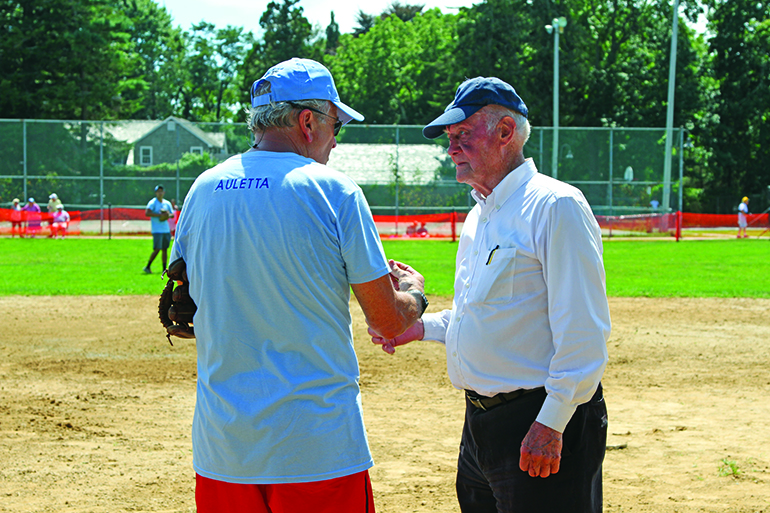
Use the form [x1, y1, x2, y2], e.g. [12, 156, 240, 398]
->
[423, 159, 611, 432]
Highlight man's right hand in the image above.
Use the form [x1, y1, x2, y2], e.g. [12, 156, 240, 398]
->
[369, 320, 424, 354]
[519, 421, 563, 478]
[351, 260, 426, 342]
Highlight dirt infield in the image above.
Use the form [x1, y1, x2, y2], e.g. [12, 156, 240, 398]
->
[1, 296, 768, 512]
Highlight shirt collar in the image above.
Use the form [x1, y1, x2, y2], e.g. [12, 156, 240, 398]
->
[471, 158, 538, 209]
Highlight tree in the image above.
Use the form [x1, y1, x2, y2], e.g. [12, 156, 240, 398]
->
[328, 9, 461, 124]
[452, 0, 706, 128]
[453, 0, 552, 124]
[212, 26, 256, 121]
[353, 10, 376, 36]
[119, 0, 187, 120]
[180, 22, 254, 122]
[382, 2, 425, 23]
[353, 3, 425, 37]
[702, 0, 770, 206]
[325, 12, 340, 54]
[0, 0, 144, 120]
[237, 0, 323, 117]
[566, 0, 705, 128]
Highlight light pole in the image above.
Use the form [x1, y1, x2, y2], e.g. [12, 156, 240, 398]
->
[662, 0, 680, 212]
[545, 17, 567, 180]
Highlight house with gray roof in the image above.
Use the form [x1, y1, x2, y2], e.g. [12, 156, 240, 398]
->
[104, 117, 229, 166]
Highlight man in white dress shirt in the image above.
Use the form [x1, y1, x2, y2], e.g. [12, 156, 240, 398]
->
[370, 77, 611, 512]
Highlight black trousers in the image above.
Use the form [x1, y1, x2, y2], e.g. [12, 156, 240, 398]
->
[456, 385, 607, 513]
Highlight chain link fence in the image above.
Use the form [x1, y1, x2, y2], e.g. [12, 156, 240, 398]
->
[1, 119, 685, 217]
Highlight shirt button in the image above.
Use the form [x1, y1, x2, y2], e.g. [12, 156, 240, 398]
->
[473, 250, 479, 256]
[495, 205, 502, 210]
[465, 282, 471, 288]
[452, 351, 458, 357]
[481, 217, 488, 223]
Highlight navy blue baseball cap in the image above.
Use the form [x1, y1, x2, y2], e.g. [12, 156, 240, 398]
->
[423, 77, 528, 139]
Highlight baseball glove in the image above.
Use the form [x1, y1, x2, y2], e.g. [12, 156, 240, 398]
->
[158, 257, 196, 345]
[159, 211, 170, 222]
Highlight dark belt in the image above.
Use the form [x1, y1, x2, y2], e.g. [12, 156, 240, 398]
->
[465, 387, 543, 411]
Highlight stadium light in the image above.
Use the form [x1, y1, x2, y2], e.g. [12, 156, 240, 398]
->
[545, 17, 567, 180]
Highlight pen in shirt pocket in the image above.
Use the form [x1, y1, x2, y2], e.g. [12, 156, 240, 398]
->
[486, 245, 500, 265]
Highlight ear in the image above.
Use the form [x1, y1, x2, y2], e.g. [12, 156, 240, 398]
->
[497, 116, 516, 146]
[297, 109, 316, 143]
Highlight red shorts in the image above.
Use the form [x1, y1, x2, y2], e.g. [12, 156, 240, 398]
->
[196, 470, 376, 513]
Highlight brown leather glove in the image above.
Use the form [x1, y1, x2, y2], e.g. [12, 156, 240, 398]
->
[158, 257, 196, 344]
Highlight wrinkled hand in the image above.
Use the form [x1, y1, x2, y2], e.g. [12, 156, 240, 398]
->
[519, 421, 563, 478]
[369, 320, 424, 355]
[388, 259, 424, 293]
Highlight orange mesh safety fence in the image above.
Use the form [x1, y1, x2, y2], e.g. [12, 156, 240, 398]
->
[595, 213, 677, 236]
[0, 207, 173, 236]
[681, 212, 769, 228]
[3, 209, 768, 238]
[373, 212, 468, 241]
[79, 207, 146, 221]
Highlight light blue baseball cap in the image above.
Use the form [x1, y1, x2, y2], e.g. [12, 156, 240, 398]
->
[250, 58, 364, 125]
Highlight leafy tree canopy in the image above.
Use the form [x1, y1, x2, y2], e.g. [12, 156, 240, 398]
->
[0, 0, 144, 120]
[2, 0, 769, 209]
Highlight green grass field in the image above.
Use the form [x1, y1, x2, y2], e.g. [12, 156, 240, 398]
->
[0, 238, 768, 298]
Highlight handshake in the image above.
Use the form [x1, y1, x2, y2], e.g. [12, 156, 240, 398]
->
[368, 259, 428, 355]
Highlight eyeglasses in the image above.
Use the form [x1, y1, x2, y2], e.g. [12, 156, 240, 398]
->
[287, 102, 342, 136]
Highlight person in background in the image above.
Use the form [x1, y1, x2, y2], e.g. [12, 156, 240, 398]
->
[170, 57, 428, 513]
[50, 204, 70, 239]
[47, 193, 62, 213]
[406, 220, 419, 237]
[370, 76, 611, 513]
[170, 198, 181, 235]
[738, 196, 749, 238]
[143, 184, 173, 274]
[22, 198, 42, 238]
[10, 198, 23, 237]
[46, 193, 63, 237]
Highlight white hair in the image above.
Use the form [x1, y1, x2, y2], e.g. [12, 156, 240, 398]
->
[484, 105, 531, 146]
[247, 99, 332, 135]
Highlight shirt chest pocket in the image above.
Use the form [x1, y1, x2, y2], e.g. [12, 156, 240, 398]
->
[474, 247, 517, 304]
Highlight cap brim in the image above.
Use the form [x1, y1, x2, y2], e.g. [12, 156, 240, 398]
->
[422, 105, 484, 139]
[334, 101, 364, 125]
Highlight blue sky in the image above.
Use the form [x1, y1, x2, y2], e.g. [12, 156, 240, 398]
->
[158, 0, 481, 35]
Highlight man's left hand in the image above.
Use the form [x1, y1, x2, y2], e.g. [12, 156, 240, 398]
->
[388, 259, 424, 293]
[519, 421, 563, 478]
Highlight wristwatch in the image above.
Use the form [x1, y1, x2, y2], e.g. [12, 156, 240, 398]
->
[406, 289, 429, 316]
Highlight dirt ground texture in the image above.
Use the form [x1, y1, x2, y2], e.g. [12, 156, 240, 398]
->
[1, 295, 769, 513]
